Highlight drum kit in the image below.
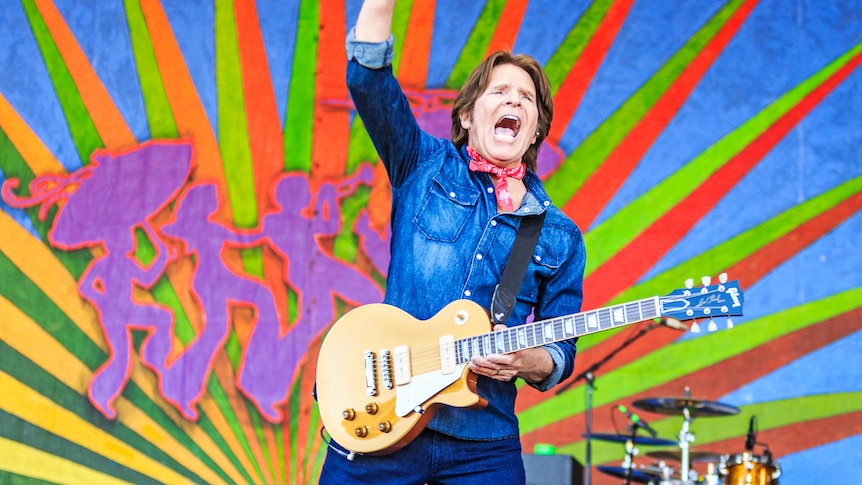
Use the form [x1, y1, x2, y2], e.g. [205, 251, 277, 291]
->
[586, 389, 781, 485]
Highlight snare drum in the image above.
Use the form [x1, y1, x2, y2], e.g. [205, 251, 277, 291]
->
[721, 452, 781, 485]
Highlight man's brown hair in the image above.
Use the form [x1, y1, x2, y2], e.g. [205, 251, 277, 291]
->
[450, 51, 554, 172]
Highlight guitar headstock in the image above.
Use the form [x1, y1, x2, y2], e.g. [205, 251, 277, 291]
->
[660, 273, 744, 333]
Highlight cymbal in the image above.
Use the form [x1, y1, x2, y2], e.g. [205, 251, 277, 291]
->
[597, 465, 665, 484]
[632, 396, 740, 417]
[583, 432, 678, 447]
[647, 450, 726, 463]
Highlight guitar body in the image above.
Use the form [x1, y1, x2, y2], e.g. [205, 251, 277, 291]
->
[316, 300, 491, 455]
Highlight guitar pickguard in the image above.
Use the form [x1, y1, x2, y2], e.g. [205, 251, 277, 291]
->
[394, 364, 468, 417]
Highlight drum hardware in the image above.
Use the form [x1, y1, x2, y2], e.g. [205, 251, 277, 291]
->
[597, 464, 668, 484]
[585, 430, 677, 485]
[646, 450, 725, 464]
[632, 387, 740, 482]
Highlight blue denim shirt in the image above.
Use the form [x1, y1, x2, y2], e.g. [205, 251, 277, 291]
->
[346, 30, 586, 440]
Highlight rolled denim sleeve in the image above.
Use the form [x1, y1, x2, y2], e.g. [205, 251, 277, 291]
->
[527, 344, 568, 392]
[345, 27, 395, 69]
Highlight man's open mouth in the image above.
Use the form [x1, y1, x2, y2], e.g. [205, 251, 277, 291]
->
[494, 115, 521, 138]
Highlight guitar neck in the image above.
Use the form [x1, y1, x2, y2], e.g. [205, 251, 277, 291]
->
[454, 297, 661, 364]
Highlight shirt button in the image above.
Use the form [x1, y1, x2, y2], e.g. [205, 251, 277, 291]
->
[449, 191, 456, 198]
[491, 220, 497, 226]
[524, 208, 531, 213]
[464, 290, 472, 297]
[544, 200, 550, 206]
[476, 254, 483, 260]
[487, 187, 494, 193]
[535, 255, 542, 262]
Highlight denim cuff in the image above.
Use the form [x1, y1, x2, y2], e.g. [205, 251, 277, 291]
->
[528, 344, 566, 392]
[345, 27, 395, 69]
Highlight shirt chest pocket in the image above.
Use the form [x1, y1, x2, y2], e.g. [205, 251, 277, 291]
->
[519, 239, 562, 301]
[413, 173, 479, 242]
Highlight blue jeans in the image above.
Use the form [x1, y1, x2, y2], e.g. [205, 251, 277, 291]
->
[318, 428, 526, 484]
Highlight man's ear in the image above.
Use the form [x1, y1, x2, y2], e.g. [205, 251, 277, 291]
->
[460, 112, 472, 130]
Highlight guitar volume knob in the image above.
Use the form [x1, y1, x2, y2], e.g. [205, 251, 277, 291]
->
[365, 403, 379, 415]
[342, 408, 356, 421]
[354, 426, 369, 438]
[378, 421, 392, 433]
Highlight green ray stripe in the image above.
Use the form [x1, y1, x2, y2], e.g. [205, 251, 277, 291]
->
[20, 0, 103, 163]
[544, 0, 745, 205]
[390, 0, 414, 75]
[584, 38, 862, 274]
[283, 0, 319, 173]
[0, 344, 204, 484]
[519, 286, 862, 433]
[444, 0, 508, 89]
[216, 0, 258, 231]
[0, 471, 54, 485]
[205, 374, 265, 483]
[0, 252, 104, 369]
[618, 175, 862, 304]
[124, 0, 179, 139]
[0, 412, 161, 485]
[543, 0, 614, 93]
[575, 174, 862, 352]
[0, 129, 91, 278]
[561, 392, 862, 464]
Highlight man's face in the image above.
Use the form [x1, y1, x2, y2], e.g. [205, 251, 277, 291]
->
[461, 63, 539, 169]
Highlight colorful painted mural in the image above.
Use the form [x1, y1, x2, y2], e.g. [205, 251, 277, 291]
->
[0, 1, 859, 484]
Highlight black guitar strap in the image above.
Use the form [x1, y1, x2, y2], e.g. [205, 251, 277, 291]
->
[490, 212, 546, 326]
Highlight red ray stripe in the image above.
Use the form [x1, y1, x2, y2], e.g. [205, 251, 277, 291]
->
[312, 0, 350, 181]
[484, 0, 529, 55]
[582, 47, 862, 310]
[398, 0, 436, 90]
[516, 325, 682, 412]
[563, 0, 759, 228]
[521, 307, 862, 451]
[729, 189, 862, 290]
[235, 0, 283, 214]
[548, 0, 637, 144]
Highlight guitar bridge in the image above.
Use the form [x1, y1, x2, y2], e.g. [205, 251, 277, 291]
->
[364, 350, 377, 396]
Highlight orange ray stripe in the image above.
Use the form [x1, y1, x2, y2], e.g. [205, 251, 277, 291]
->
[33, 0, 137, 149]
[0, 93, 67, 175]
[548, 0, 636, 144]
[311, 0, 350, 181]
[234, 0, 283, 213]
[397, 0, 436, 90]
[138, 0, 230, 209]
[485, 0, 529, 56]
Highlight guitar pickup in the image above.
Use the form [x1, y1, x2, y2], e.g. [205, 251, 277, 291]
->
[393, 345, 411, 385]
[439, 335, 456, 374]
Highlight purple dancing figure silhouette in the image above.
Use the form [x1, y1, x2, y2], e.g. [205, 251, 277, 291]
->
[160, 182, 285, 421]
[2, 141, 193, 419]
[240, 166, 383, 416]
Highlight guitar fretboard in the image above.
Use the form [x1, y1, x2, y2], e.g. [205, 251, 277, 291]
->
[454, 297, 660, 364]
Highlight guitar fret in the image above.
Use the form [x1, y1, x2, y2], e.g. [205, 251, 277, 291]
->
[598, 309, 612, 330]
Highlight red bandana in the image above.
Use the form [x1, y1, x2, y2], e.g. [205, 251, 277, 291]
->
[466, 146, 526, 212]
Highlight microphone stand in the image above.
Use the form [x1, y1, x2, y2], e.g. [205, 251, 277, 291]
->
[557, 322, 661, 485]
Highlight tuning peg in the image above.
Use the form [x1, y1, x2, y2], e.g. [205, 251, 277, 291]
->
[685, 278, 694, 289]
[690, 321, 701, 333]
[718, 273, 728, 283]
[701, 275, 711, 286]
[707, 319, 718, 332]
[726, 318, 734, 329]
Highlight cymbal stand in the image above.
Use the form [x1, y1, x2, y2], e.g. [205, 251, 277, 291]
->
[679, 406, 694, 481]
[557, 322, 660, 485]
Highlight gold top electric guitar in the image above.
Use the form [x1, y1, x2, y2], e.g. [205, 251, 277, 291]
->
[315, 276, 743, 455]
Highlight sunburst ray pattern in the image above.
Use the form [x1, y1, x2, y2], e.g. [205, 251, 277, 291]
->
[0, 1, 860, 484]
